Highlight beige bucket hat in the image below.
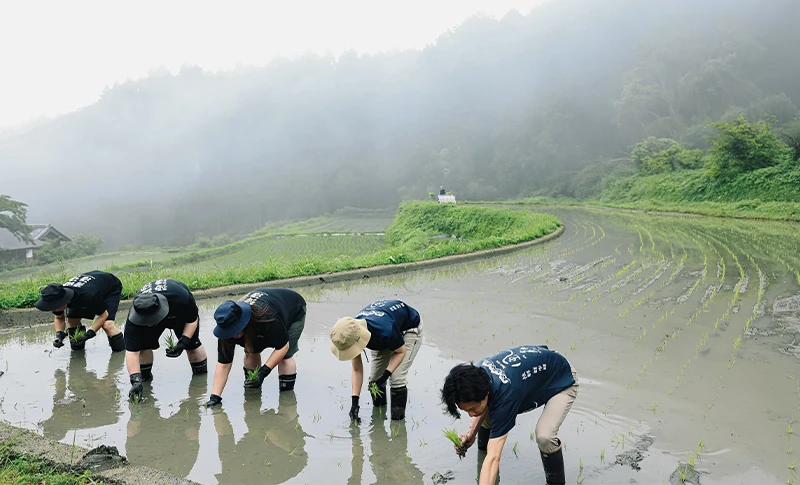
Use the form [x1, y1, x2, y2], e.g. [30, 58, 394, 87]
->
[330, 317, 372, 361]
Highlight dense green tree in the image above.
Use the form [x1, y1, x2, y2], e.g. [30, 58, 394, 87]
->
[0, 195, 32, 244]
[704, 116, 793, 180]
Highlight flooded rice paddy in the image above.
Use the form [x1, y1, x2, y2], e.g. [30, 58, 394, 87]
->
[0, 207, 798, 484]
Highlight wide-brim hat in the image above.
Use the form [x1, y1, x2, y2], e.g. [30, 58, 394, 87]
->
[330, 317, 371, 361]
[34, 284, 74, 312]
[127, 293, 170, 327]
[213, 300, 252, 339]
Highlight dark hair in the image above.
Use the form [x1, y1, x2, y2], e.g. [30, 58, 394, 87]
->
[238, 294, 279, 354]
[440, 363, 491, 419]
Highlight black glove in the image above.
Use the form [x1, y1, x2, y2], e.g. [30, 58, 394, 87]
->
[243, 364, 272, 388]
[165, 335, 193, 358]
[53, 331, 67, 348]
[205, 394, 222, 407]
[375, 369, 392, 388]
[349, 396, 361, 424]
[76, 329, 96, 345]
[129, 373, 144, 402]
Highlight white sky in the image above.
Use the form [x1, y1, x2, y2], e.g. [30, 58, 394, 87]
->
[0, 0, 546, 131]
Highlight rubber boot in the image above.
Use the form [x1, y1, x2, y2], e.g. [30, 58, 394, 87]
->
[279, 373, 296, 392]
[108, 332, 125, 352]
[372, 380, 387, 407]
[540, 446, 566, 485]
[67, 325, 86, 351]
[191, 359, 208, 375]
[477, 426, 490, 451]
[390, 386, 408, 420]
[140, 363, 153, 382]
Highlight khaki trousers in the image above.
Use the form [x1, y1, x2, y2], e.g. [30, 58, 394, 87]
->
[368, 323, 423, 389]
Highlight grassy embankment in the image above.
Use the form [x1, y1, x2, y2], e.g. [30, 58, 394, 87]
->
[466, 164, 800, 221]
[0, 202, 560, 310]
[0, 450, 106, 485]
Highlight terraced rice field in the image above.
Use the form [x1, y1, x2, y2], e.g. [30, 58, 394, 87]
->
[182, 235, 387, 271]
[0, 250, 191, 283]
[0, 209, 395, 283]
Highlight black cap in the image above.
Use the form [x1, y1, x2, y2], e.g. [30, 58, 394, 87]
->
[127, 293, 170, 327]
[34, 284, 74, 312]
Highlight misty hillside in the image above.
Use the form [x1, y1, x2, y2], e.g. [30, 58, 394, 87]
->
[1, 0, 797, 247]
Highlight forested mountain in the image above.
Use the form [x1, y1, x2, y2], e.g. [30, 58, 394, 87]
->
[1, 0, 797, 247]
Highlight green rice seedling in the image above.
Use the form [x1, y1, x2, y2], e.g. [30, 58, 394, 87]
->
[687, 451, 695, 468]
[600, 448, 605, 463]
[164, 331, 176, 351]
[69, 327, 86, 343]
[577, 475, 586, 484]
[369, 382, 384, 399]
[246, 368, 261, 383]
[513, 441, 519, 458]
[790, 460, 797, 472]
[789, 423, 794, 436]
[443, 429, 465, 459]
[391, 423, 400, 437]
[405, 455, 412, 463]
[70, 428, 77, 463]
[677, 465, 688, 483]
[579, 457, 583, 472]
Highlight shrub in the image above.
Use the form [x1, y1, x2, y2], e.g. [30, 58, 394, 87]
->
[703, 116, 793, 180]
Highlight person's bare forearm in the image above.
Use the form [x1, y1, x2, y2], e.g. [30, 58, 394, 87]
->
[386, 347, 406, 374]
[211, 362, 232, 396]
[54, 315, 66, 332]
[468, 414, 486, 439]
[479, 454, 500, 485]
[265, 344, 289, 370]
[90, 312, 109, 333]
[351, 356, 364, 396]
[182, 319, 198, 339]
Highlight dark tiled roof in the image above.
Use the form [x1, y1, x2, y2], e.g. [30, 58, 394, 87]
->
[0, 224, 71, 251]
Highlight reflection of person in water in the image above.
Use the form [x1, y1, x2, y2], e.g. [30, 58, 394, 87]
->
[213, 392, 308, 485]
[125, 375, 205, 479]
[42, 350, 126, 442]
[347, 425, 365, 485]
[366, 407, 423, 485]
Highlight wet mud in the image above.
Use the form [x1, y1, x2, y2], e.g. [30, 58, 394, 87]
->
[0, 208, 797, 484]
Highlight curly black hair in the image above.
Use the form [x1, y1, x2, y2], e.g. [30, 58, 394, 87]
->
[440, 363, 491, 419]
